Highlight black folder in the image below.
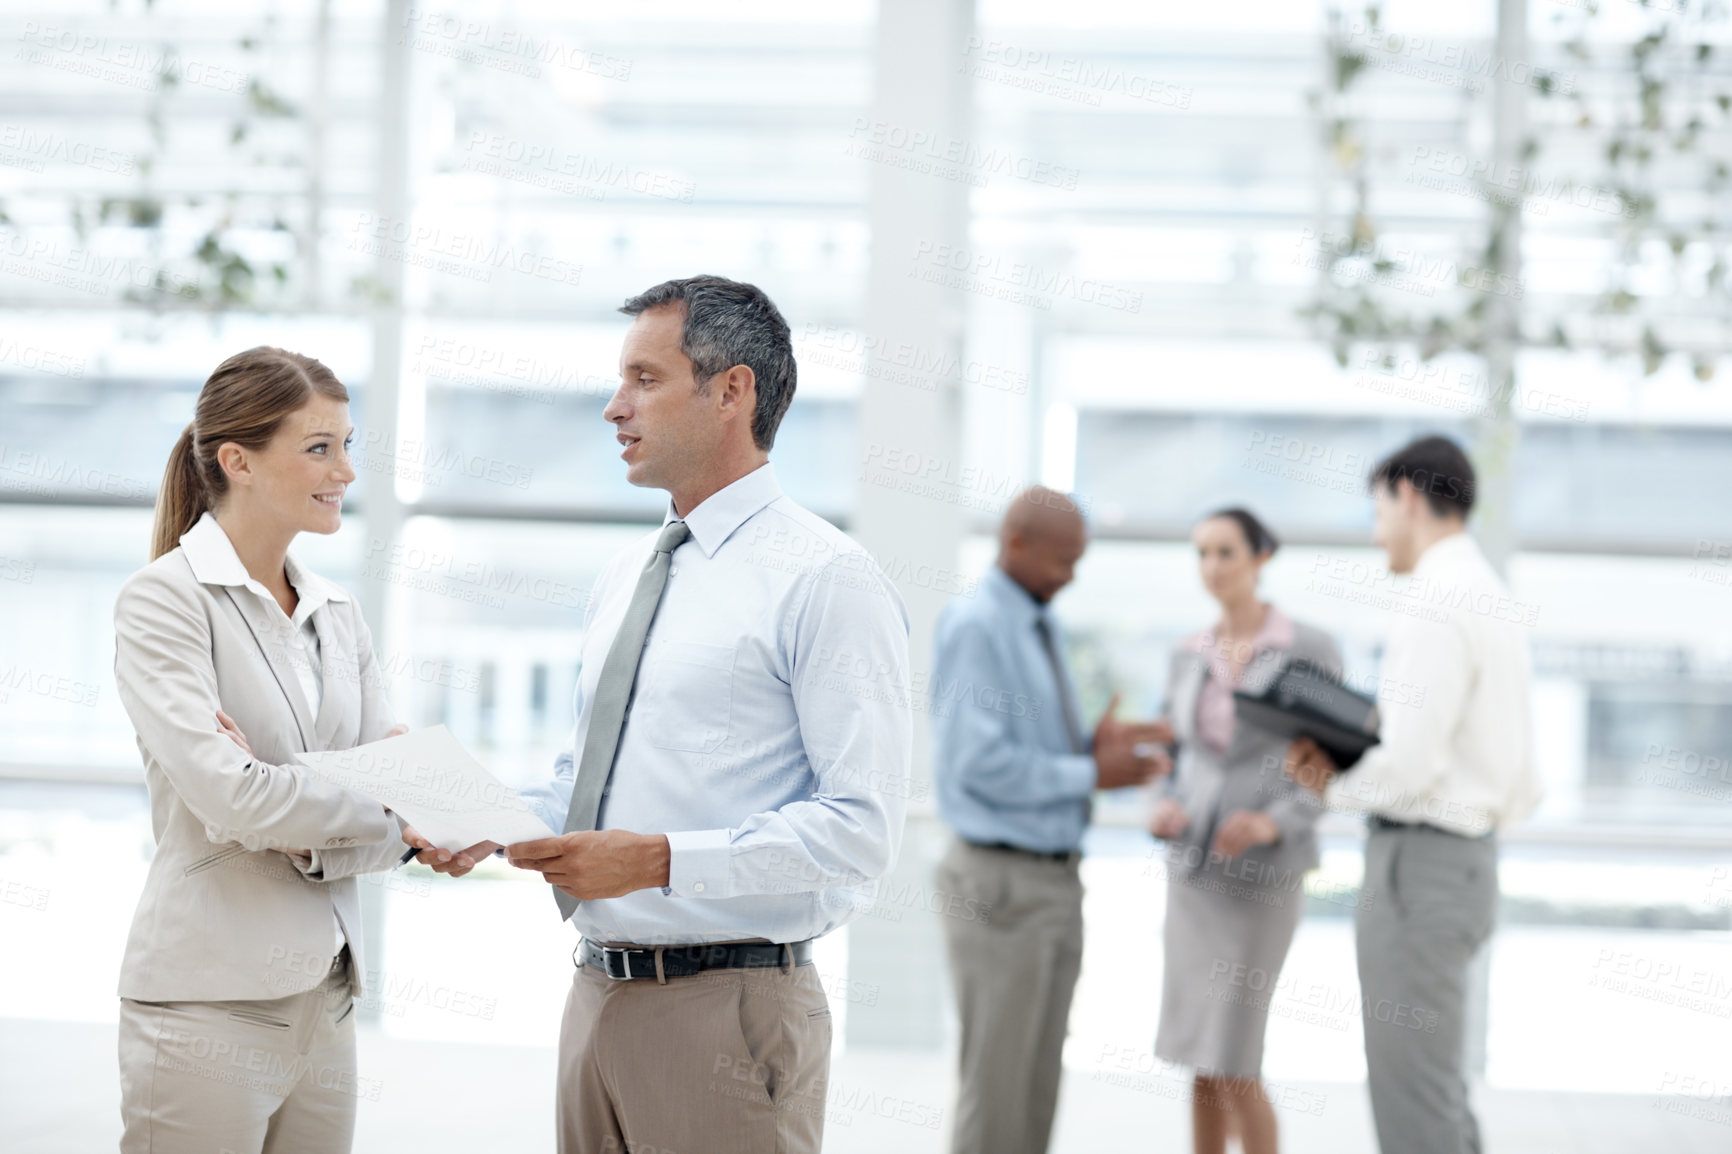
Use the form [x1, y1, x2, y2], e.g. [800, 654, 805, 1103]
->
[1231, 659, 1381, 770]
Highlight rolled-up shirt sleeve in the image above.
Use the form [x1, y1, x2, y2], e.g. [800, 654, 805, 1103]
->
[663, 552, 913, 900]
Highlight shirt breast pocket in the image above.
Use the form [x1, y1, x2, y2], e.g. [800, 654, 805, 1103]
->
[636, 641, 736, 752]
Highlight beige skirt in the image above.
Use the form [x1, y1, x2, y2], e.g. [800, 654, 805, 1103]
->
[1154, 866, 1306, 1079]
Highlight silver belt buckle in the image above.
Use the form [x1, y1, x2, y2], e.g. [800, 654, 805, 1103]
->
[599, 945, 635, 980]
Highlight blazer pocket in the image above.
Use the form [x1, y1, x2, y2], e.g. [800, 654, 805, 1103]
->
[224, 1005, 294, 1030]
[183, 844, 249, 877]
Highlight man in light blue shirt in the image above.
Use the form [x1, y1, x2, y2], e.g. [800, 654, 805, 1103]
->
[933, 487, 1171, 1154]
[421, 277, 911, 1154]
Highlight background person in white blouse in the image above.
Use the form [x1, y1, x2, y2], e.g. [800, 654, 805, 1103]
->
[413, 276, 913, 1154]
[1286, 435, 1542, 1154]
[112, 346, 421, 1154]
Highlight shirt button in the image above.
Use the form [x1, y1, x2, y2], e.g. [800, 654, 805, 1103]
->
[692, 881, 706, 893]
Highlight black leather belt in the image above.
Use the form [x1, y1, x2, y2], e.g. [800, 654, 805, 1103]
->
[965, 839, 1081, 863]
[578, 938, 813, 981]
[1368, 814, 1493, 840]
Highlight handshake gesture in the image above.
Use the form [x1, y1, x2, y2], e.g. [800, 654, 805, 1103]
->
[1093, 693, 1174, 790]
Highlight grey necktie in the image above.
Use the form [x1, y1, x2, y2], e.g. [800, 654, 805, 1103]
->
[1034, 615, 1085, 755]
[554, 519, 691, 920]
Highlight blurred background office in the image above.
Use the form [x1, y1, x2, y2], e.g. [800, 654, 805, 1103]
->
[1, 0, 1729, 1150]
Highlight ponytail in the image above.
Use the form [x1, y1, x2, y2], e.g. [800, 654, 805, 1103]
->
[151, 423, 206, 560]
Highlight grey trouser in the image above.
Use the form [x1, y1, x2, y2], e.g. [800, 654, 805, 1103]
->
[1357, 826, 1498, 1154]
[119, 949, 360, 1154]
[936, 838, 1084, 1154]
[555, 945, 832, 1154]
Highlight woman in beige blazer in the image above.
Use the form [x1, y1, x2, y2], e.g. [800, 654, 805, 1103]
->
[113, 346, 424, 1154]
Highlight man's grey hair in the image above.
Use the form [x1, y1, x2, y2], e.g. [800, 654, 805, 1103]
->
[619, 275, 797, 451]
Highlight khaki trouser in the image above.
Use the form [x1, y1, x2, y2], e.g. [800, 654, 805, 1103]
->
[556, 944, 832, 1154]
[936, 839, 1085, 1154]
[119, 949, 360, 1154]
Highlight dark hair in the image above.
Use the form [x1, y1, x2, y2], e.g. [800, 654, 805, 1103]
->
[1204, 507, 1279, 557]
[1368, 435, 1476, 519]
[619, 275, 797, 451]
[150, 346, 349, 560]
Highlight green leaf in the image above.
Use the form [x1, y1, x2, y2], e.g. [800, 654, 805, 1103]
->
[246, 79, 298, 117]
[1335, 52, 1367, 91]
[1640, 326, 1664, 375]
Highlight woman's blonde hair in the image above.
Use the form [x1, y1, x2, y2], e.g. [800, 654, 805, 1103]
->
[150, 346, 349, 560]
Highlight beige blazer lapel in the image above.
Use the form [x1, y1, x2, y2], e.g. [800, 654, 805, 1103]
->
[308, 606, 347, 753]
[222, 587, 315, 752]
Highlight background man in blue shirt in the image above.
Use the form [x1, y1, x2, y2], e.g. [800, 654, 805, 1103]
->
[932, 486, 1172, 1154]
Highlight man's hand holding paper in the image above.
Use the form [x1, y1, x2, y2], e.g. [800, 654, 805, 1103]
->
[505, 830, 672, 901]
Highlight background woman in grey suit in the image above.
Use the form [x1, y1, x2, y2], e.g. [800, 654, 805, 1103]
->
[1148, 508, 1342, 1154]
[113, 346, 426, 1154]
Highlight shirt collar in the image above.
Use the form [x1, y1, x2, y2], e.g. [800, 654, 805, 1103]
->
[1183, 603, 1294, 658]
[661, 462, 783, 558]
[1258, 604, 1295, 650]
[1412, 530, 1480, 579]
[180, 511, 349, 618]
[982, 564, 1050, 629]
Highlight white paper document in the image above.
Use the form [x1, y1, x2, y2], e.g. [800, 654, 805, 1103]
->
[294, 725, 556, 851]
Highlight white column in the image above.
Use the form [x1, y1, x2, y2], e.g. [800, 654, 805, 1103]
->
[355, 0, 414, 1022]
[1465, 0, 1528, 1078]
[846, 0, 976, 1050]
[1474, 0, 1527, 577]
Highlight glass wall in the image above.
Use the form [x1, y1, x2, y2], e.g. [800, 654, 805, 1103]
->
[3, 0, 1729, 1144]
